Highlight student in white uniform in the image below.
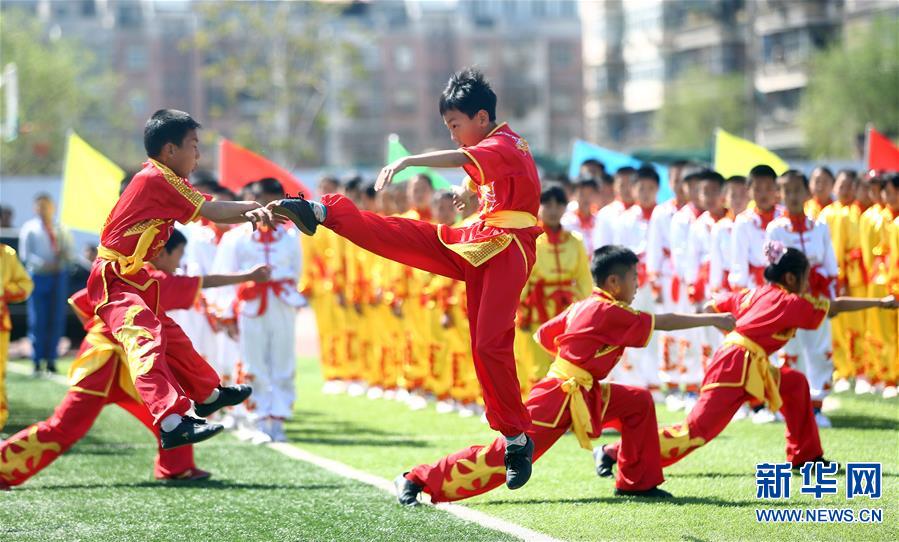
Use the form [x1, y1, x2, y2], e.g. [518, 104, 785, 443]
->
[592, 167, 636, 250]
[213, 178, 304, 443]
[766, 170, 839, 428]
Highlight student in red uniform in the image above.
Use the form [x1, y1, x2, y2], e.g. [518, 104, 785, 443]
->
[87, 109, 278, 449]
[0, 231, 269, 489]
[597, 242, 897, 475]
[273, 69, 544, 489]
[391, 246, 735, 505]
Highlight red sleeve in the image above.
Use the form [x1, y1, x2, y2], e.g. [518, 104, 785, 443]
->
[711, 290, 744, 314]
[534, 306, 570, 355]
[594, 303, 655, 348]
[150, 170, 207, 224]
[158, 274, 203, 312]
[787, 294, 830, 330]
[460, 137, 514, 186]
[68, 288, 93, 323]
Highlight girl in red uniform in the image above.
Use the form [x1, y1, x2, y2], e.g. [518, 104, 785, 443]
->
[598, 242, 897, 474]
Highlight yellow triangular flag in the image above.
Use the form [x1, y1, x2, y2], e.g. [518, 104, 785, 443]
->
[713, 128, 789, 179]
[60, 132, 124, 234]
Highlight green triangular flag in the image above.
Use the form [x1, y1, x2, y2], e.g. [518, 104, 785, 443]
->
[387, 134, 452, 188]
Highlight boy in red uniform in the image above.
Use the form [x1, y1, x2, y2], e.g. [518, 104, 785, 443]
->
[597, 243, 897, 475]
[273, 69, 544, 488]
[88, 109, 278, 449]
[0, 231, 270, 489]
[391, 246, 736, 505]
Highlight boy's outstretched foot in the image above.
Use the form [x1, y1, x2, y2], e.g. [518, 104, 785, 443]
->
[271, 197, 321, 235]
[194, 385, 253, 417]
[504, 435, 534, 490]
[394, 474, 423, 507]
[157, 467, 212, 482]
[593, 445, 616, 478]
[160, 416, 223, 450]
[613, 486, 673, 499]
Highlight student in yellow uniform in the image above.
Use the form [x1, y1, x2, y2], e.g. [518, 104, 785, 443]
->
[804, 166, 835, 220]
[515, 184, 592, 395]
[0, 244, 34, 430]
[818, 170, 866, 390]
[876, 174, 899, 398]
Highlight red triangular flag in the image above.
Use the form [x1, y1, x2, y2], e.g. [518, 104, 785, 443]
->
[218, 138, 310, 197]
[867, 127, 899, 170]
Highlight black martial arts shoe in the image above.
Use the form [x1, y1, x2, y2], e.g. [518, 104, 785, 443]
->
[271, 196, 319, 235]
[613, 486, 673, 499]
[394, 473, 423, 507]
[792, 457, 841, 473]
[504, 435, 535, 490]
[194, 385, 253, 418]
[593, 445, 616, 478]
[160, 416, 224, 450]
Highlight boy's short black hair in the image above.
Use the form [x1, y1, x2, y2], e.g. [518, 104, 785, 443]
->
[615, 166, 636, 177]
[697, 169, 726, 186]
[34, 192, 52, 202]
[635, 165, 660, 185]
[413, 173, 434, 189]
[432, 189, 455, 206]
[591, 245, 639, 287]
[144, 109, 201, 157]
[439, 68, 497, 121]
[253, 177, 285, 197]
[725, 175, 747, 186]
[599, 173, 615, 187]
[812, 166, 835, 180]
[164, 228, 187, 254]
[213, 186, 237, 200]
[364, 182, 377, 199]
[580, 158, 605, 174]
[540, 184, 568, 205]
[777, 169, 809, 190]
[748, 164, 777, 184]
[574, 178, 599, 191]
[343, 174, 364, 193]
[886, 172, 899, 189]
[836, 168, 858, 182]
[682, 166, 705, 183]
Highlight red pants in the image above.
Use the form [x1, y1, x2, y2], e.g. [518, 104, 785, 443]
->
[407, 379, 664, 502]
[87, 261, 219, 425]
[322, 194, 536, 436]
[0, 358, 194, 487]
[608, 362, 823, 468]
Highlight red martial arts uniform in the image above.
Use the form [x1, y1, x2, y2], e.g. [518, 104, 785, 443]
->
[608, 283, 828, 467]
[322, 123, 542, 436]
[405, 288, 665, 502]
[0, 273, 210, 487]
[88, 159, 219, 426]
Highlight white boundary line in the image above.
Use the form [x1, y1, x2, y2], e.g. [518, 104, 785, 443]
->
[8, 362, 564, 542]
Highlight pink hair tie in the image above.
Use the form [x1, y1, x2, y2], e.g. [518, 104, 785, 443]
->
[764, 240, 787, 266]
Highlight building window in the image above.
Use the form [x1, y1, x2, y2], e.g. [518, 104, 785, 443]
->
[550, 42, 572, 68]
[551, 91, 574, 114]
[125, 46, 148, 71]
[393, 89, 416, 113]
[762, 30, 807, 66]
[394, 46, 413, 72]
[128, 90, 148, 116]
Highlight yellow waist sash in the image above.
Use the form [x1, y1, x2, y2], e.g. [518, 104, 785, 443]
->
[547, 357, 595, 450]
[717, 332, 782, 412]
[483, 210, 538, 229]
[97, 221, 163, 276]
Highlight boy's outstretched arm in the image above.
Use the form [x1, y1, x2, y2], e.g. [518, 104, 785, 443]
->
[200, 200, 278, 229]
[376, 150, 471, 191]
[829, 295, 897, 317]
[201, 264, 271, 289]
[654, 312, 735, 332]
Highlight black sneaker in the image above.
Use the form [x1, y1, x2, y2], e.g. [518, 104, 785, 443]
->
[792, 456, 841, 473]
[593, 445, 616, 478]
[504, 435, 534, 490]
[194, 385, 253, 418]
[394, 473, 423, 507]
[271, 196, 319, 235]
[613, 486, 673, 498]
[160, 416, 224, 450]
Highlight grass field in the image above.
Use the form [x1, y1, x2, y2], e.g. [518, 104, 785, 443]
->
[2, 355, 896, 541]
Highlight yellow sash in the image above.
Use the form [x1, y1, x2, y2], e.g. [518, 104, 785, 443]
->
[97, 221, 161, 276]
[483, 211, 538, 229]
[717, 332, 782, 412]
[547, 357, 595, 450]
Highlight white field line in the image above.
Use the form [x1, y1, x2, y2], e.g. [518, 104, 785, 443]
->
[8, 361, 564, 542]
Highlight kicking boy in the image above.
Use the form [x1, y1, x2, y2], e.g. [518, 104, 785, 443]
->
[272, 69, 543, 489]
[393, 245, 735, 504]
[88, 109, 277, 449]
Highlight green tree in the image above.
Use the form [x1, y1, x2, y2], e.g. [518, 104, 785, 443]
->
[0, 9, 118, 175]
[655, 67, 748, 150]
[800, 17, 899, 159]
[193, 0, 364, 167]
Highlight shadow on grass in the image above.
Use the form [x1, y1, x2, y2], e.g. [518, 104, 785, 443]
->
[21, 481, 345, 491]
[476, 495, 798, 507]
[284, 432, 428, 448]
[828, 414, 898, 432]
